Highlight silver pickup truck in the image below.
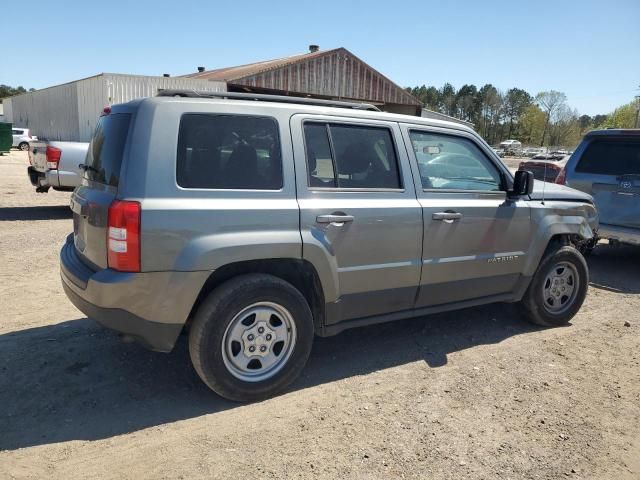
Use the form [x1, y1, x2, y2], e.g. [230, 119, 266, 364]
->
[27, 140, 89, 193]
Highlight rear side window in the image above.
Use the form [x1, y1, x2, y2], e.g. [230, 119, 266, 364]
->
[303, 122, 401, 189]
[85, 113, 131, 187]
[576, 139, 640, 175]
[177, 114, 282, 190]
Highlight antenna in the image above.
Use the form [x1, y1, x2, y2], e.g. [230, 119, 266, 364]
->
[541, 162, 547, 205]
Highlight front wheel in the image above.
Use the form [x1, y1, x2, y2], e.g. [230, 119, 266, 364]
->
[18, 142, 29, 151]
[189, 274, 314, 402]
[518, 245, 588, 327]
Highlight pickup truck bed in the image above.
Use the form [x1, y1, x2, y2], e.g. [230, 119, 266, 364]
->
[27, 140, 89, 192]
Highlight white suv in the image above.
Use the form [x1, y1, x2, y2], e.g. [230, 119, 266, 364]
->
[12, 128, 36, 151]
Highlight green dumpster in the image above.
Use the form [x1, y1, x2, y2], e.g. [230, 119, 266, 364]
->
[0, 122, 12, 154]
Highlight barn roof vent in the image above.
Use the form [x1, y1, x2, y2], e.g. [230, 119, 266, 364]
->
[308, 45, 319, 53]
[197, 66, 205, 73]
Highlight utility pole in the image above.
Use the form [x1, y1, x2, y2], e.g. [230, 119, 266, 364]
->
[635, 94, 640, 128]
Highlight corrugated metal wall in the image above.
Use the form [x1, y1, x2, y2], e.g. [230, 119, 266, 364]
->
[234, 49, 421, 106]
[4, 81, 82, 141]
[5, 74, 226, 142]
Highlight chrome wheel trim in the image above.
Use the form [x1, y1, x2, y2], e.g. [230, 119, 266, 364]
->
[542, 261, 579, 315]
[221, 301, 297, 382]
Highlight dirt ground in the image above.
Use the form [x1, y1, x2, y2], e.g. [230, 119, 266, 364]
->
[1, 149, 639, 480]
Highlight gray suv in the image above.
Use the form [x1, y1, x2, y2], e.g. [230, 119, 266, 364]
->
[557, 129, 639, 247]
[61, 91, 598, 401]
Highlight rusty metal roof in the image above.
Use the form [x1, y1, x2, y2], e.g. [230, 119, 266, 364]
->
[184, 48, 337, 82]
[183, 48, 422, 106]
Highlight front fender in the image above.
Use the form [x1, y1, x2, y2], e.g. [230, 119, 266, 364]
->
[524, 201, 598, 276]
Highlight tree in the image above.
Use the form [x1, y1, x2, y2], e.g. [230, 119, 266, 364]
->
[599, 101, 637, 129]
[535, 90, 567, 146]
[504, 88, 532, 138]
[439, 83, 457, 117]
[0, 84, 34, 102]
[520, 105, 546, 145]
[456, 84, 478, 122]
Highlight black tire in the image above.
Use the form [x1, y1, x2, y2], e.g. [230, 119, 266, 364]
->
[189, 274, 314, 402]
[518, 245, 588, 327]
[18, 142, 29, 151]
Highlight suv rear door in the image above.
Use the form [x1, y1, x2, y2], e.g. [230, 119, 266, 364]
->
[291, 115, 422, 325]
[568, 136, 640, 229]
[70, 111, 132, 269]
[401, 124, 532, 307]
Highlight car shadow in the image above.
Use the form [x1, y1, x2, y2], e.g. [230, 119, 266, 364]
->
[0, 303, 538, 451]
[588, 243, 640, 294]
[0, 205, 72, 221]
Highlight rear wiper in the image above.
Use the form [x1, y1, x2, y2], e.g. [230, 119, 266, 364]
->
[79, 163, 99, 174]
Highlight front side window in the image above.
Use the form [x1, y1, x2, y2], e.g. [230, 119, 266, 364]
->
[303, 122, 401, 189]
[177, 114, 282, 190]
[409, 131, 502, 191]
[12, 129, 23, 135]
[576, 139, 640, 175]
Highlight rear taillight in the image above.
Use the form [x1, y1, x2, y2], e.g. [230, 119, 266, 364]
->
[46, 145, 62, 170]
[555, 167, 567, 185]
[107, 200, 140, 272]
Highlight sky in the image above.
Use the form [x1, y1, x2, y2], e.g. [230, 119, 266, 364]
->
[2, 0, 638, 116]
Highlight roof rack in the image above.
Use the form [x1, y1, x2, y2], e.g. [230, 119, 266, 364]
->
[156, 89, 381, 112]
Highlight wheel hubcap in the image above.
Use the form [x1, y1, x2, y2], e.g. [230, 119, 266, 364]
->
[222, 302, 296, 382]
[542, 261, 579, 314]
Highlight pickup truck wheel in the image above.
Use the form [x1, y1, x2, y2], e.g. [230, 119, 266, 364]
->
[519, 245, 588, 327]
[18, 142, 29, 151]
[189, 274, 314, 402]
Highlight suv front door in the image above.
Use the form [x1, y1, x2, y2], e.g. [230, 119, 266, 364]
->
[291, 115, 423, 324]
[401, 125, 532, 307]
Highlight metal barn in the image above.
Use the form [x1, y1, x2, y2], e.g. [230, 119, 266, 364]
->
[184, 46, 423, 116]
[2, 74, 226, 142]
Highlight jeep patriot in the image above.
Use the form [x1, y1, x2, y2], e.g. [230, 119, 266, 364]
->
[61, 91, 598, 401]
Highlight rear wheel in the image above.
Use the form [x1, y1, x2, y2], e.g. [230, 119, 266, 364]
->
[18, 142, 29, 151]
[519, 245, 588, 327]
[189, 274, 314, 402]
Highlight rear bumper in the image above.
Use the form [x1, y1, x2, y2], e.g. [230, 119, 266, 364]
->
[60, 235, 210, 352]
[598, 223, 640, 246]
[27, 167, 78, 190]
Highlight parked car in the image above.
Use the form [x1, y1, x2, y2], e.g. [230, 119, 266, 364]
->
[60, 91, 598, 401]
[518, 155, 570, 182]
[12, 127, 36, 151]
[523, 147, 545, 158]
[27, 140, 89, 192]
[557, 129, 639, 247]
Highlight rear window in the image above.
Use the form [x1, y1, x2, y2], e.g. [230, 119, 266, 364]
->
[84, 113, 131, 186]
[177, 114, 282, 190]
[576, 139, 640, 175]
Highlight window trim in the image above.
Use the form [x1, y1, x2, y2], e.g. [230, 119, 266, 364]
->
[175, 112, 284, 191]
[302, 120, 405, 193]
[407, 128, 507, 194]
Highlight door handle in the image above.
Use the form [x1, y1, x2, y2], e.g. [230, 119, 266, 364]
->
[316, 214, 354, 224]
[432, 211, 463, 223]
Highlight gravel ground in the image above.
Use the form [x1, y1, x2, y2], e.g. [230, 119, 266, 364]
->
[1, 149, 639, 479]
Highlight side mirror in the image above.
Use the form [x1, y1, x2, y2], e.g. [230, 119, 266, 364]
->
[511, 170, 534, 196]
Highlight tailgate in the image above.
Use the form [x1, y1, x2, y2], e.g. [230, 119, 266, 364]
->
[592, 175, 640, 229]
[70, 113, 132, 269]
[28, 140, 49, 171]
